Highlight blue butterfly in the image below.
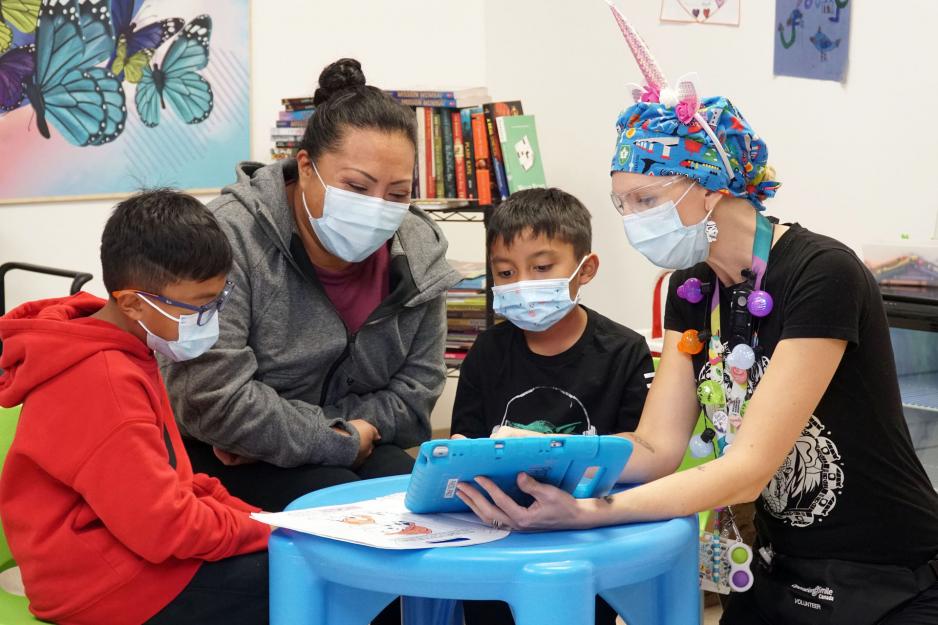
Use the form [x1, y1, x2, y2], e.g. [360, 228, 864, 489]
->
[109, 0, 182, 83]
[22, 0, 126, 146]
[135, 14, 212, 128]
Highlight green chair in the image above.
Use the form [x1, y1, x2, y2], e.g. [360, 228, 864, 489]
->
[0, 405, 41, 624]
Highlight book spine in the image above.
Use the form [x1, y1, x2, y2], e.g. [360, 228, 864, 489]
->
[441, 109, 456, 198]
[432, 109, 444, 199]
[282, 96, 316, 107]
[391, 97, 459, 108]
[424, 108, 436, 199]
[278, 110, 314, 121]
[276, 120, 308, 128]
[274, 140, 301, 148]
[388, 89, 457, 99]
[451, 111, 467, 199]
[471, 113, 492, 205]
[415, 107, 428, 199]
[461, 109, 477, 200]
[483, 104, 509, 202]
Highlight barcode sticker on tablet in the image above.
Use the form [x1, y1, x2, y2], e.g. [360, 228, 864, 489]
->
[444, 478, 459, 499]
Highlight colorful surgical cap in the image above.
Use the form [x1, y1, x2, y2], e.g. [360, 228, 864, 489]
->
[605, 1, 780, 210]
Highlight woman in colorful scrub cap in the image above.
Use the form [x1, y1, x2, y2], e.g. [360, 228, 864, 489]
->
[456, 3, 938, 623]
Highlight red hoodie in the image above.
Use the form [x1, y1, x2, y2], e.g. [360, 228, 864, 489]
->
[0, 293, 270, 625]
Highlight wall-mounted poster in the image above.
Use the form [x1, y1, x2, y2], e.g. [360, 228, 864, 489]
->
[660, 0, 742, 26]
[774, 0, 851, 82]
[0, 0, 250, 204]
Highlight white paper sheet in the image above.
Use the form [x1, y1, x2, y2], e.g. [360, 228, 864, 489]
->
[251, 492, 509, 549]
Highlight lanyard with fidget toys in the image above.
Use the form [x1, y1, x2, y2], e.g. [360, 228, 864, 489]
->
[699, 506, 755, 594]
[675, 212, 774, 593]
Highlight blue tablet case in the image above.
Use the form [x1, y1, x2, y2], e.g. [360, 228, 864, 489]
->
[404, 436, 633, 514]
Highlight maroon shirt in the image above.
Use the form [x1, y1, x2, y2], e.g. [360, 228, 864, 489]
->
[313, 244, 390, 334]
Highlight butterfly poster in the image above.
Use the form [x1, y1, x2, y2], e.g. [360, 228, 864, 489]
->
[773, 0, 851, 82]
[660, 0, 742, 26]
[0, 0, 250, 203]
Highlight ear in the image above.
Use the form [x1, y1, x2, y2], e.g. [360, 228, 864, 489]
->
[703, 189, 725, 214]
[577, 253, 600, 286]
[295, 149, 314, 181]
[114, 291, 146, 321]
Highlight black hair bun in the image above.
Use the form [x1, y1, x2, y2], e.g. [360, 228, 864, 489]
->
[313, 58, 367, 106]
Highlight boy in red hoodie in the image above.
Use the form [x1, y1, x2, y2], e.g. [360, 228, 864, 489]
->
[0, 190, 270, 625]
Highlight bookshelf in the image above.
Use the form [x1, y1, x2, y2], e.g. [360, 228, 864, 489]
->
[419, 200, 496, 378]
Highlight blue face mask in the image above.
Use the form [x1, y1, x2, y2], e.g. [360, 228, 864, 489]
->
[492, 256, 589, 332]
[621, 182, 714, 270]
[137, 295, 219, 362]
[302, 161, 410, 263]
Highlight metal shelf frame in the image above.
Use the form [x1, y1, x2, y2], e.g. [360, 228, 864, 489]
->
[425, 204, 495, 377]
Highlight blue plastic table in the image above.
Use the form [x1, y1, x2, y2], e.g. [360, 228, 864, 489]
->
[269, 475, 700, 625]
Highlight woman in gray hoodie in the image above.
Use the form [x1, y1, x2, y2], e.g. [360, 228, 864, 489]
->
[161, 59, 460, 519]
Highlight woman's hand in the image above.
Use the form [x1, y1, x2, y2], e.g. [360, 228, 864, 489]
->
[456, 473, 603, 531]
[346, 419, 380, 468]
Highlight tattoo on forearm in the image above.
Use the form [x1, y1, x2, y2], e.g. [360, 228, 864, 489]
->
[630, 434, 655, 454]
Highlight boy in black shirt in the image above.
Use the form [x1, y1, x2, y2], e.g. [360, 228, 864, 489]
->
[450, 187, 653, 625]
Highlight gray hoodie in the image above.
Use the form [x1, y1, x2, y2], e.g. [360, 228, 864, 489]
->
[161, 160, 461, 467]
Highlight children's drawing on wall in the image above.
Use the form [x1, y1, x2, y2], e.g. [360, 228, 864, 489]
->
[659, 0, 741, 26]
[774, 0, 851, 81]
[0, 0, 250, 203]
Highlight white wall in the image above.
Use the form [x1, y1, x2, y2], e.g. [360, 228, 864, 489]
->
[6, 0, 938, 431]
[484, 0, 938, 330]
[0, 0, 487, 308]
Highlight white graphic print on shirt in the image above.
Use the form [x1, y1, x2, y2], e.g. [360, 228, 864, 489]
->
[763, 415, 844, 527]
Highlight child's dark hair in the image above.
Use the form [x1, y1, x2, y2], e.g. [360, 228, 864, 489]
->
[486, 188, 592, 258]
[101, 189, 232, 295]
[299, 58, 417, 160]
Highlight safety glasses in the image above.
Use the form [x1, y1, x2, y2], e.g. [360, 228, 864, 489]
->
[610, 176, 694, 216]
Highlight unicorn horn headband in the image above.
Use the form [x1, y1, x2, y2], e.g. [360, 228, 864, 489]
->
[604, 0, 736, 182]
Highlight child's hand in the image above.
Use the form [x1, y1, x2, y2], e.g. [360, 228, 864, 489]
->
[450, 433, 468, 440]
[491, 425, 545, 439]
[213, 447, 257, 466]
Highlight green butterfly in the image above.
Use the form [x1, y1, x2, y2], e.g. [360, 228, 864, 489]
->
[0, 0, 41, 53]
[108, 0, 182, 84]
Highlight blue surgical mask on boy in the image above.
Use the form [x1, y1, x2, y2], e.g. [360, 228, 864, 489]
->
[492, 256, 589, 332]
[137, 295, 219, 362]
[301, 161, 410, 263]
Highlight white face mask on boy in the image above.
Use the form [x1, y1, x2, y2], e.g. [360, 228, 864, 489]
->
[491, 256, 589, 332]
[137, 295, 220, 362]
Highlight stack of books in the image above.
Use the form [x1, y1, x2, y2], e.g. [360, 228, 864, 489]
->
[445, 260, 489, 367]
[385, 89, 547, 204]
[271, 97, 315, 161]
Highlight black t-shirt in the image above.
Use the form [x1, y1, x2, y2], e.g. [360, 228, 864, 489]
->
[665, 223, 938, 568]
[451, 307, 654, 439]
